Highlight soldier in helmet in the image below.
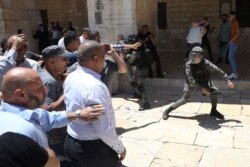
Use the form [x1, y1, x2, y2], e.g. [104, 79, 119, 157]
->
[162, 46, 235, 120]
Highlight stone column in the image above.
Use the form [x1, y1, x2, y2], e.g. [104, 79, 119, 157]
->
[87, 0, 137, 43]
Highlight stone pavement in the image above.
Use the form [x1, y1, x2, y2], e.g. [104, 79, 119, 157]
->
[112, 84, 250, 167]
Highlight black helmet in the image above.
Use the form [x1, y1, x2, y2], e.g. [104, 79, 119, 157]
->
[189, 46, 204, 58]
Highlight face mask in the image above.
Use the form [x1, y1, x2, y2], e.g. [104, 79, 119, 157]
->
[191, 55, 202, 64]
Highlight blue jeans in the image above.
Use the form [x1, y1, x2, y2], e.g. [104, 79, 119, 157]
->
[228, 42, 238, 73]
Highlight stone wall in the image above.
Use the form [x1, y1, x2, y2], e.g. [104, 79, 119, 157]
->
[0, 0, 249, 57]
[136, 0, 250, 75]
[0, 0, 42, 52]
[87, 0, 137, 44]
[0, 0, 88, 53]
[136, 0, 250, 54]
[38, 0, 88, 33]
[137, 0, 220, 54]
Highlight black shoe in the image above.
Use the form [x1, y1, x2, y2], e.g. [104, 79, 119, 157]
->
[162, 107, 173, 120]
[133, 93, 142, 99]
[139, 102, 151, 111]
[130, 81, 137, 87]
[156, 73, 164, 78]
[210, 108, 224, 119]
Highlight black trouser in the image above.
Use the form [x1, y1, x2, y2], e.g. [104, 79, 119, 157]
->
[136, 66, 150, 104]
[64, 135, 122, 167]
[149, 46, 162, 77]
[101, 60, 118, 93]
[202, 37, 213, 60]
[48, 127, 70, 167]
[217, 41, 229, 61]
[170, 83, 218, 110]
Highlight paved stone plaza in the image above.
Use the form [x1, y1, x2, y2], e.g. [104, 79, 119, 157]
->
[113, 83, 250, 167]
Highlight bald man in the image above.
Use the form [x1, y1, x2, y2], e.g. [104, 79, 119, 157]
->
[64, 40, 126, 167]
[0, 67, 104, 148]
[0, 34, 40, 94]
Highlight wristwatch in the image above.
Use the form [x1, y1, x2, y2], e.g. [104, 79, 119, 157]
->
[75, 110, 81, 119]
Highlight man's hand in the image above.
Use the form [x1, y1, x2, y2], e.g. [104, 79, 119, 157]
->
[201, 88, 210, 96]
[56, 73, 68, 85]
[0, 91, 2, 101]
[228, 81, 235, 89]
[12, 34, 26, 50]
[131, 42, 142, 49]
[107, 49, 116, 57]
[79, 104, 105, 121]
[119, 148, 126, 161]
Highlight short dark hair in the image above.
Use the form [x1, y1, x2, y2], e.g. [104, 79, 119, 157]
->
[222, 14, 228, 17]
[89, 31, 100, 41]
[203, 17, 208, 20]
[1, 38, 7, 48]
[64, 31, 78, 47]
[17, 28, 22, 35]
[229, 11, 236, 15]
[82, 27, 90, 33]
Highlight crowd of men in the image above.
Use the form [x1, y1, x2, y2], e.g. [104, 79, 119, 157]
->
[0, 20, 163, 166]
[0, 11, 240, 167]
[186, 11, 240, 79]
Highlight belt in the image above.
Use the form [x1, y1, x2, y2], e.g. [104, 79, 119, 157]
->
[68, 135, 102, 144]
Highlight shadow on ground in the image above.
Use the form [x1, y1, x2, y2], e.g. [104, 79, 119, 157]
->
[170, 114, 242, 130]
[116, 120, 161, 135]
[123, 97, 168, 110]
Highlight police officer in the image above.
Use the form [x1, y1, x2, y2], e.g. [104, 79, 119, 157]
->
[162, 46, 235, 120]
[132, 38, 155, 110]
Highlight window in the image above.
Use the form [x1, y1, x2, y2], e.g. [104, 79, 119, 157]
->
[95, 11, 103, 24]
[236, 0, 250, 27]
[158, 3, 167, 29]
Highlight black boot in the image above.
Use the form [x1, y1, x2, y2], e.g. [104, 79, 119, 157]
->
[133, 93, 142, 99]
[139, 102, 151, 111]
[210, 106, 224, 119]
[162, 107, 173, 120]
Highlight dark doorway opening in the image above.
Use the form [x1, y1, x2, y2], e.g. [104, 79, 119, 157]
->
[236, 0, 250, 28]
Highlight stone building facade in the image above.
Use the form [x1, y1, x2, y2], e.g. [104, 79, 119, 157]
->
[88, 0, 249, 75]
[0, 0, 88, 51]
[0, 0, 249, 74]
[136, 0, 250, 55]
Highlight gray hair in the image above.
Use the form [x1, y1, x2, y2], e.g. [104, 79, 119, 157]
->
[77, 40, 102, 64]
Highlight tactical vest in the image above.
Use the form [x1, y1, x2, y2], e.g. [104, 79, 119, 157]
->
[190, 59, 209, 88]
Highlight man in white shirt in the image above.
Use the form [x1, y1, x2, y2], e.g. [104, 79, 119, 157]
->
[64, 40, 126, 167]
[186, 22, 205, 58]
[79, 28, 90, 44]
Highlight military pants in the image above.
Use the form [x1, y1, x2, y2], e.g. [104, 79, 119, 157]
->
[170, 83, 218, 110]
[137, 67, 150, 104]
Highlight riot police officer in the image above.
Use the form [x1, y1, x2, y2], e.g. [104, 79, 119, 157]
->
[123, 34, 154, 110]
[130, 43, 154, 110]
[162, 46, 235, 120]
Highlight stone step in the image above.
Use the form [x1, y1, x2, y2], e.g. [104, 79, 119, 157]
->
[145, 78, 249, 91]
[118, 74, 250, 95]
